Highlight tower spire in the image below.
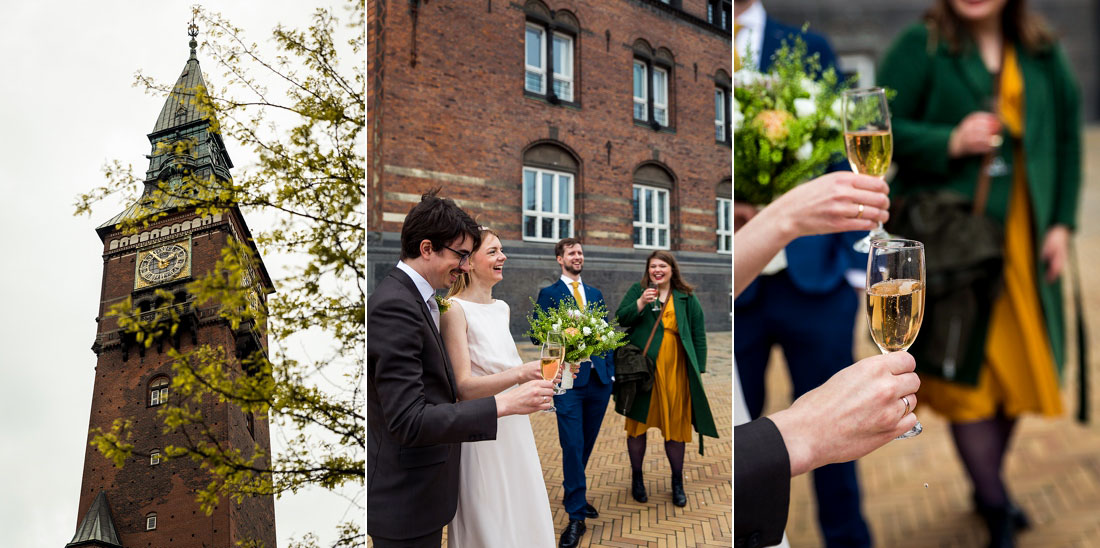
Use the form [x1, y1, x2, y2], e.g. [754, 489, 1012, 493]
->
[188, 9, 199, 59]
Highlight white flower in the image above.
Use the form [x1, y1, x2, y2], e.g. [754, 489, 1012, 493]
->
[802, 77, 822, 99]
[569, 309, 582, 318]
[733, 101, 744, 130]
[828, 99, 843, 129]
[577, 342, 586, 351]
[551, 322, 561, 332]
[795, 141, 813, 161]
[793, 98, 815, 119]
[600, 319, 608, 328]
[582, 326, 592, 336]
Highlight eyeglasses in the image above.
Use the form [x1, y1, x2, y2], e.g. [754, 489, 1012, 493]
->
[440, 244, 472, 265]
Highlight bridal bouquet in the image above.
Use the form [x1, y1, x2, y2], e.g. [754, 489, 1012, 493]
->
[734, 31, 846, 204]
[526, 299, 627, 364]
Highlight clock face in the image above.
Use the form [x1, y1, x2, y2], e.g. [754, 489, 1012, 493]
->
[137, 243, 189, 285]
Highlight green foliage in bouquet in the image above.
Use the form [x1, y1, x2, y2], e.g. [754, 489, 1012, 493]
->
[734, 31, 849, 204]
[526, 299, 628, 364]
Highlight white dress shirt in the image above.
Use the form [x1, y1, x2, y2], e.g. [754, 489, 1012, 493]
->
[735, 0, 767, 70]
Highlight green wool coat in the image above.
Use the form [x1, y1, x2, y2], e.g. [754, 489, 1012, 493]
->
[878, 23, 1082, 380]
[614, 283, 717, 439]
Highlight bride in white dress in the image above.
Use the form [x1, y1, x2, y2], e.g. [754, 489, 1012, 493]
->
[440, 228, 556, 547]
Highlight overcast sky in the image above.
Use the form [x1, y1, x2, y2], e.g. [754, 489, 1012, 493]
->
[0, 1, 357, 546]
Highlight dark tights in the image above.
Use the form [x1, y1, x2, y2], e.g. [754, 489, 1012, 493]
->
[950, 412, 1017, 507]
[627, 433, 685, 475]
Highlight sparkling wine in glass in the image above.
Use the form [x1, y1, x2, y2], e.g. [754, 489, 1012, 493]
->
[866, 238, 925, 439]
[844, 87, 893, 252]
[549, 330, 573, 390]
[539, 341, 562, 412]
[649, 282, 661, 312]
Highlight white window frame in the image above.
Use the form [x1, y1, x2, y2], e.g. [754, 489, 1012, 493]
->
[150, 450, 161, 466]
[551, 32, 574, 102]
[715, 88, 728, 142]
[525, 24, 546, 94]
[522, 167, 574, 243]
[149, 380, 168, 407]
[653, 67, 669, 127]
[633, 61, 648, 121]
[632, 185, 671, 249]
[146, 513, 157, 531]
[717, 198, 733, 253]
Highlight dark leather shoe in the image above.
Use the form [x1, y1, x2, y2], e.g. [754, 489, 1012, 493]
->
[671, 473, 687, 507]
[559, 519, 586, 548]
[974, 494, 1030, 531]
[982, 506, 1015, 548]
[631, 471, 647, 503]
[584, 503, 599, 518]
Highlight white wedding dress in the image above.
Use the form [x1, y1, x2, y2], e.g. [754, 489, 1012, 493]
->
[447, 298, 555, 548]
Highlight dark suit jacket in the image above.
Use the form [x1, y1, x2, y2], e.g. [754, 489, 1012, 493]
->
[734, 418, 791, 548]
[739, 17, 864, 306]
[533, 279, 614, 386]
[367, 268, 499, 540]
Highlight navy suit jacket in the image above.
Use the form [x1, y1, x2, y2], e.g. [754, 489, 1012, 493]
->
[738, 17, 864, 305]
[534, 280, 614, 386]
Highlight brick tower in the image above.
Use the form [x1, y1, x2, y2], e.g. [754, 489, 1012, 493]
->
[66, 23, 277, 548]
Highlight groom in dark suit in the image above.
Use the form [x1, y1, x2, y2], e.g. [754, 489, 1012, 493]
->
[734, 2, 872, 547]
[368, 190, 555, 547]
[533, 238, 614, 548]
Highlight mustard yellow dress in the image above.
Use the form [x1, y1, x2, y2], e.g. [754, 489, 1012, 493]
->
[919, 44, 1063, 421]
[625, 298, 693, 441]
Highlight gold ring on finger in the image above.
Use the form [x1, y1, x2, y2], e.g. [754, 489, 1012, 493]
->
[855, 203, 865, 219]
[902, 395, 911, 416]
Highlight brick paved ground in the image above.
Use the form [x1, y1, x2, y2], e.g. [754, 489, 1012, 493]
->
[774, 128, 1100, 547]
[398, 332, 733, 548]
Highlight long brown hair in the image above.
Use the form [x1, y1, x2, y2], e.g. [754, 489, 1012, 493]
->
[444, 227, 499, 299]
[925, 0, 1054, 54]
[641, 250, 694, 295]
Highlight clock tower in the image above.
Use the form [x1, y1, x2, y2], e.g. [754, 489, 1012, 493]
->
[66, 24, 277, 548]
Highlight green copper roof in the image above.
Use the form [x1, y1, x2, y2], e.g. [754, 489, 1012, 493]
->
[151, 32, 210, 135]
[65, 491, 123, 548]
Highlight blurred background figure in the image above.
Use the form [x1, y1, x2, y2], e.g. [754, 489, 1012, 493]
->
[734, 1, 874, 546]
[878, 0, 1082, 546]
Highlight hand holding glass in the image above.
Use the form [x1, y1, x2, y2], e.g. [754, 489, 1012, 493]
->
[866, 239, 925, 439]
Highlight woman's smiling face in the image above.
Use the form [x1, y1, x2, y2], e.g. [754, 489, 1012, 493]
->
[470, 233, 506, 286]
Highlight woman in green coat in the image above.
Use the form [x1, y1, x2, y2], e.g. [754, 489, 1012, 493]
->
[878, 0, 1081, 544]
[615, 250, 716, 508]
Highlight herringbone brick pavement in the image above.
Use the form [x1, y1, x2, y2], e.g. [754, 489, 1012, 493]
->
[772, 127, 1100, 548]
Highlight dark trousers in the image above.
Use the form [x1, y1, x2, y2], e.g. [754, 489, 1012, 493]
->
[735, 271, 871, 548]
[554, 373, 613, 521]
[370, 528, 443, 548]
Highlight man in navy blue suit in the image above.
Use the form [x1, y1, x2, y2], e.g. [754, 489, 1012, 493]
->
[534, 238, 614, 548]
[734, 1, 872, 547]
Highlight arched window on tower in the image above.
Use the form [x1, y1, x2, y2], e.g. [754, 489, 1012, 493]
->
[717, 178, 733, 253]
[145, 512, 157, 531]
[149, 377, 169, 407]
[150, 449, 161, 466]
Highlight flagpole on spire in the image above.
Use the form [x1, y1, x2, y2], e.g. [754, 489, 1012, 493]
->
[188, 8, 199, 59]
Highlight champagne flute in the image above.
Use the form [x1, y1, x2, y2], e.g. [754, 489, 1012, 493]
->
[843, 87, 893, 253]
[548, 330, 572, 390]
[866, 238, 925, 439]
[539, 341, 563, 412]
[648, 282, 661, 312]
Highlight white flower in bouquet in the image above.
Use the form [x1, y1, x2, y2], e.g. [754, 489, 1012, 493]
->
[600, 319, 608, 328]
[552, 322, 561, 332]
[796, 141, 813, 161]
[582, 326, 592, 336]
[793, 97, 815, 119]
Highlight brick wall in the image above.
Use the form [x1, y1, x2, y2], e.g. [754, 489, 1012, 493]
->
[368, 0, 733, 330]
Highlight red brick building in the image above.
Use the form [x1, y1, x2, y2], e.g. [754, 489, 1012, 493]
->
[368, 0, 733, 331]
[66, 28, 276, 548]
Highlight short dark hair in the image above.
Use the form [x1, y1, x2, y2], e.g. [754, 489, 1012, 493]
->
[399, 188, 481, 260]
[554, 237, 583, 258]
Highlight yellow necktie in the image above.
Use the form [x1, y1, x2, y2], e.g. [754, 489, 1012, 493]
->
[734, 21, 743, 71]
[570, 281, 584, 307]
